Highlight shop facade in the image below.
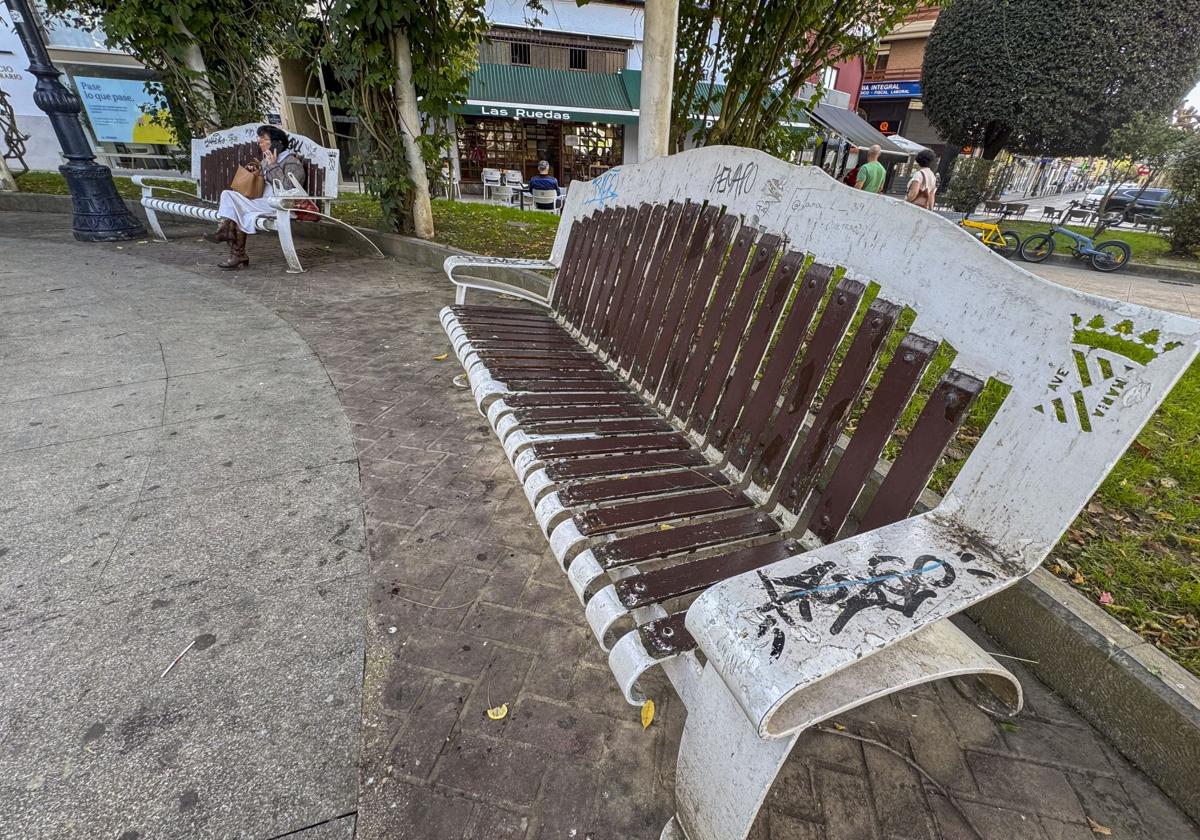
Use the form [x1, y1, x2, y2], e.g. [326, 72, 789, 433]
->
[452, 63, 637, 191]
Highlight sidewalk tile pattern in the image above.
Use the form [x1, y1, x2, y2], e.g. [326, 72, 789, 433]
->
[115, 225, 1200, 839]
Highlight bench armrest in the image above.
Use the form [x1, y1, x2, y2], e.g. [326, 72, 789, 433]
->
[685, 511, 1020, 739]
[444, 255, 557, 307]
[131, 174, 204, 203]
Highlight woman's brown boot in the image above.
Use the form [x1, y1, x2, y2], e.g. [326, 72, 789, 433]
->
[218, 231, 249, 270]
[204, 218, 234, 243]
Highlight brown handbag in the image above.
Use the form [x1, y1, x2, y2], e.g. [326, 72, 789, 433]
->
[230, 164, 264, 199]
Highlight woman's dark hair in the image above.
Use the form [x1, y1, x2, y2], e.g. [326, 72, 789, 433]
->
[916, 149, 936, 168]
[257, 124, 289, 151]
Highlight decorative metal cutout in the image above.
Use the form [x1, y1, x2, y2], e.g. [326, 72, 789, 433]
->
[1034, 314, 1182, 431]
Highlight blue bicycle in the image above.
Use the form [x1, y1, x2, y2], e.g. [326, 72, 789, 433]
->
[1018, 211, 1131, 272]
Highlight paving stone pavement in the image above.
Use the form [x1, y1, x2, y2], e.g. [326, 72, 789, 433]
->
[4, 212, 1198, 840]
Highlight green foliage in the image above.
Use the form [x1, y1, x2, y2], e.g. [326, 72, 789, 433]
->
[941, 157, 997, 213]
[1165, 135, 1200, 257]
[44, 0, 302, 145]
[923, 0, 1200, 159]
[671, 0, 927, 154]
[308, 0, 490, 233]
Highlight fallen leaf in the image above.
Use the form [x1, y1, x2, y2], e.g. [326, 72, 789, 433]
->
[432, 352, 449, 361]
[1071, 571, 1086, 585]
[832, 722, 846, 731]
[658, 523, 673, 531]
[485, 703, 508, 721]
[1088, 817, 1112, 836]
[1099, 592, 1114, 605]
[1132, 440, 1153, 457]
[641, 699, 655, 730]
[1153, 510, 1177, 522]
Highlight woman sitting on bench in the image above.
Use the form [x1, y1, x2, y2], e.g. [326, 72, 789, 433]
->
[207, 125, 307, 270]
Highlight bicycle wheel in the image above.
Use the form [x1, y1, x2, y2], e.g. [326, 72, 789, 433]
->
[1019, 233, 1055, 262]
[1090, 240, 1131, 272]
[989, 230, 1021, 258]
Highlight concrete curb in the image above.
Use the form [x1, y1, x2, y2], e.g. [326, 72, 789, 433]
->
[1015, 251, 1200, 285]
[5, 190, 1199, 822]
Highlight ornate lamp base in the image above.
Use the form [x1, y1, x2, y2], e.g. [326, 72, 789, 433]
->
[61, 163, 145, 242]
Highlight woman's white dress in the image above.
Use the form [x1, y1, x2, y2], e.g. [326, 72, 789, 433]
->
[217, 180, 277, 235]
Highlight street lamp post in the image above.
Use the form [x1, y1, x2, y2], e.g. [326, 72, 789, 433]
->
[3, 0, 144, 240]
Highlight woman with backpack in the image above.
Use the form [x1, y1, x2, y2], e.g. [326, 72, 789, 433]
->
[906, 149, 938, 209]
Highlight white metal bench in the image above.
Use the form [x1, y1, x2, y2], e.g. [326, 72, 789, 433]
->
[439, 147, 1200, 840]
[135, 123, 381, 273]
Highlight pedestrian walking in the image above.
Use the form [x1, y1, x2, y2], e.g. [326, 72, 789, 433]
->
[206, 125, 307, 270]
[906, 149, 938, 209]
[854, 145, 886, 194]
[841, 145, 861, 187]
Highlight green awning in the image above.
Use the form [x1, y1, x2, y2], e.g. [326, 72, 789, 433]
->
[454, 63, 639, 124]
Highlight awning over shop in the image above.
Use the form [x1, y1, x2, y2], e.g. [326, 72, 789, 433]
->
[454, 63, 639, 124]
[809, 103, 907, 157]
[888, 134, 930, 156]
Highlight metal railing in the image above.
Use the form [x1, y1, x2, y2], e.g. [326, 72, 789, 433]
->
[862, 68, 923, 82]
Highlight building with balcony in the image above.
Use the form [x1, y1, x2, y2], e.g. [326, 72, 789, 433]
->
[857, 6, 951, 164]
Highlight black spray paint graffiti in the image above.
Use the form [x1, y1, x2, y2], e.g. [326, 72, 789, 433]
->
[753, 552, 996, 660]
[711, 162, 758, 197]
[755, 176, 785, 218]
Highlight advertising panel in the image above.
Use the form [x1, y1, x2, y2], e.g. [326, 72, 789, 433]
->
[75, 76, 175, 144]
[0, 8, 38, 116]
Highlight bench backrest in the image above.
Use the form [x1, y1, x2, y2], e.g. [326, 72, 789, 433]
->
[544, 147, 1200, 580]
[191, 123, 340, 202]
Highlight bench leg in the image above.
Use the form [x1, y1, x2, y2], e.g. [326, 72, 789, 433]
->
[669, 663, 799, 840]
[142, 200, 167, 241]
[275, 211, 304, 274]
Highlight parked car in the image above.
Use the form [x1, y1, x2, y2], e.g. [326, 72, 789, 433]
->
[1081, 183, 1137, 209]
[1104, 187, 1174, 219]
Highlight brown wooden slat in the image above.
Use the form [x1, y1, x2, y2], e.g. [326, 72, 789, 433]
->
[550, 215, 593, 309]
[497, 380, 628, 395]
[639, 613, 697, 658]
[581, 206, 637, 343]
[607, 204, 670, 361]
[687, 234, 784, 432]
[543, 449, 709, 481]
[657, 214, 741, 404]
[558, 466, 729, 506]
[519, 417, 672, 436]
[572, 207, 627, 333]
[704, 246, 805, 447]
[641, 205, 721, 395]
[615, 538, 794, 609]
[753, 277, 866, 487]
[670, 225, 758, 421]
[592, 510, 780, 567]
[630, 202, 705, 381]
[504, 392, 645, 408]
[563, 209, 614, 326]
[614, 203, 685, 370]
[553, 215, 597, 312]
[531, 432, 691, 459]
[776, 298, 902, 515]
[809, 333, 938, 543]
[599, 204, 657, 355]
[575, 486, 753, 535]
[472, 355, 606, 370]
[725, 263, 836, 472]
[512, 404, 659, 423]
[487, 368, 619, 382]
[857, 368, 984, 532]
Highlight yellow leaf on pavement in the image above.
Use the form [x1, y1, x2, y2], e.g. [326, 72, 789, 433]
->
[432, 352, 449, 361]
[1087, 817, 1112, 836]
[658, 523, 673, 531]
[641, 699, 655, 730]
[486, 703, 508, 721]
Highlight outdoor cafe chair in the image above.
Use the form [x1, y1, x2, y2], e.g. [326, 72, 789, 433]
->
[481, 168, 502, 200]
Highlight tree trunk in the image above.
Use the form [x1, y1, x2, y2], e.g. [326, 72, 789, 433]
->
[393, 30, 434, 240]
[639, 0, 679, 161]
[981, 123, 1010, 160]
[170, 14, 217, 133]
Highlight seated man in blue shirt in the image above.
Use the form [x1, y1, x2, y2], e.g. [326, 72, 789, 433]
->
[527, 160, 561, 210]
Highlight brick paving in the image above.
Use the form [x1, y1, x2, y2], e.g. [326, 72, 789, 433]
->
[32, 214, 1200, 840]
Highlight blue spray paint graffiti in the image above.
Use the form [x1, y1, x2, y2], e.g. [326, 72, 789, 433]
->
[584, 167, 621, 206]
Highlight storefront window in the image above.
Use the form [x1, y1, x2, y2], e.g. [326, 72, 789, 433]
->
[460, 117, 623, 189]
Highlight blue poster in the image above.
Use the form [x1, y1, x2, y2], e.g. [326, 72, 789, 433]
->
[860, 81, 922, 99]
[74, 77, 175, 144]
